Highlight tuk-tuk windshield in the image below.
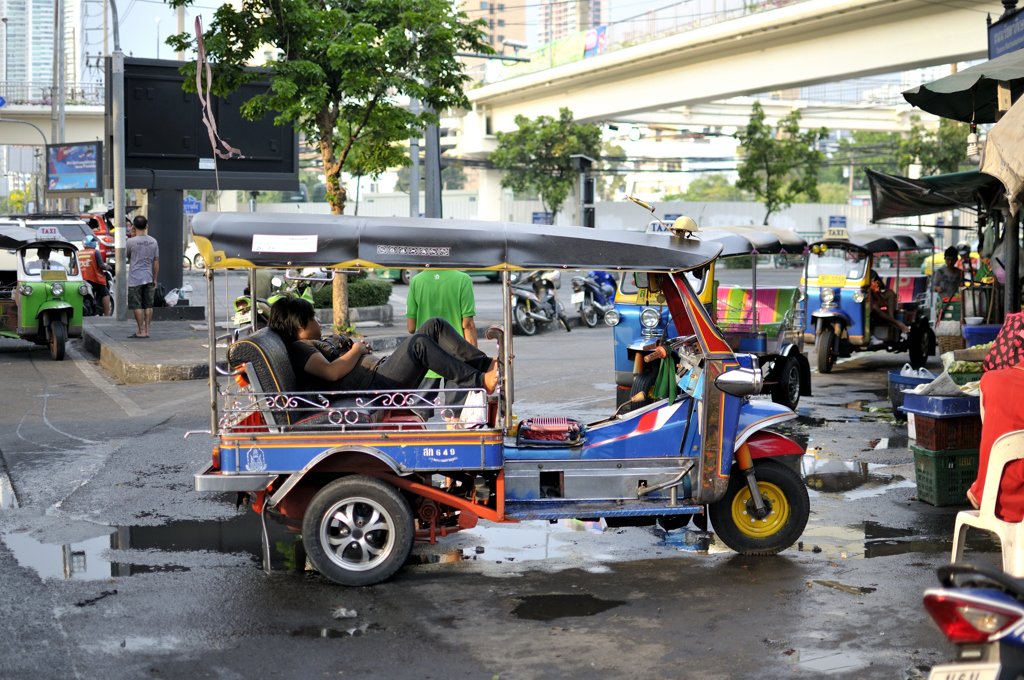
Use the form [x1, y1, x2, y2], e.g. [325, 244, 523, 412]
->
[21, 245, 78, 275]
[620, 269, 706, 296]
[807, 245, 867, 281]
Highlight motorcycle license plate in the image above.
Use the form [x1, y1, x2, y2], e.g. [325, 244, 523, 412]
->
[928, 662, 999, 680]
[233, 311, 252, 326]
[571, 292, 585, 304]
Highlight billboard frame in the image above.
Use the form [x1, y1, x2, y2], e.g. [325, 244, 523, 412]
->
[45, 141, 104, 198]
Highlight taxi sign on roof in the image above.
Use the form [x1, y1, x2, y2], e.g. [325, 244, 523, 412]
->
[824, 226, 849, 240]
[34, 225, 66, 241]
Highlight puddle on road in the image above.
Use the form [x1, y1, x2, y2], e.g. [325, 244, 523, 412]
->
[510, 593, 625, 621]
[812, 579, 877, 595]
[796, 650, 865, 673]
[801, 455, 916, 499]
[801, 520, 1000, 560]
[1, 512, 298, 580]
[407, 549, 471, 565]
[290, 623, 384, 639]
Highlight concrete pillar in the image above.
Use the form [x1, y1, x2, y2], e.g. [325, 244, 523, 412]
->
[148, 188, 184, 293]
[1006, 210, 1020, 317]
[477, 167, 505, 222]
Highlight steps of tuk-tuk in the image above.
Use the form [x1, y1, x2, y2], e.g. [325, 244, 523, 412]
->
[503, 499, 703, 521]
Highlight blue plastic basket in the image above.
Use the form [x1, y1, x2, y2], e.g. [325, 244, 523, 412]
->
[900, 393, 981, 419]
[962, 324, 1001, 348]
[888, 369, 936, 422]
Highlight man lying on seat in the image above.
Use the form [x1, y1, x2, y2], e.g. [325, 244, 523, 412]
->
[268, 297, 499, 397]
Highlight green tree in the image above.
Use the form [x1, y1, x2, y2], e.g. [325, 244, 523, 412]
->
[489, 107, 602, 224]
[734, 102, 829, 224]
[898, 116, 970, 177]
[663, 174, 748, 202]
[819, 131, 902, 189]
[166, 0, 488, 328]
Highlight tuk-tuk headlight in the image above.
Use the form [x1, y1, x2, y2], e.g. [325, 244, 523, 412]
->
[50, 283, 64, 296]
[79, 283, 90, 296]
[852, 290, 866, 303]
[19, 284, 32, 297]
[640, 307, 661, 329]
[820, 287, 835, 304]
[604, 309, 620, 326]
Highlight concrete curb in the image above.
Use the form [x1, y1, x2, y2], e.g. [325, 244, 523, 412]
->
[81, 324, 214, 384]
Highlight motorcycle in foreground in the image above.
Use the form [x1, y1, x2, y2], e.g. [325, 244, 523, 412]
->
[570, 270, 616, 328]
[232, 268, 330, 328]
[511, 270, 571, 335]
[923, 562, 1024, 679]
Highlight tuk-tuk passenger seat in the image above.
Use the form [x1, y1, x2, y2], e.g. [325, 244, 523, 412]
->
[715, 286, 801, 336]
[883, 276, 929, 306]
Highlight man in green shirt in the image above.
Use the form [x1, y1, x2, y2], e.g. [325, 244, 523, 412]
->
[407, 270, 478, 412]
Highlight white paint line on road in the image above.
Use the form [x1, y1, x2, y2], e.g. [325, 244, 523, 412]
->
[68, 345, 203, 418]
[0, 466, 18, 509]
[68, 345, 144, 417]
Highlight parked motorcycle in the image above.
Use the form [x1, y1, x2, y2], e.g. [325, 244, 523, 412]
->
[923, 562, 1024, 679]
[232, 268, 329, 328]
[570, 270, 616, 328]
[511, 270, 571, 335]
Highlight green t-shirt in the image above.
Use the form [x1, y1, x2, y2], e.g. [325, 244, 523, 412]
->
[406, 270, 476, 378]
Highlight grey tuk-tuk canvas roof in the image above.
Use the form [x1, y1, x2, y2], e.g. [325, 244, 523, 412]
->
[191, 213, 724, 272]
[812, 227, 933, 254]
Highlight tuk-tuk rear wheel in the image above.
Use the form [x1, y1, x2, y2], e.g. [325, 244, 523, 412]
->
[708, 459, 809, 555]
[770, 356, 800, 410]
[49, 320, 66, 361]
[908, 325, 933, 369]
[302, 475, 414, 587]
[624, 369, 657, 413]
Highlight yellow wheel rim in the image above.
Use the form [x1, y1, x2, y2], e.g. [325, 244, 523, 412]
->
[731, 481, 790, 538]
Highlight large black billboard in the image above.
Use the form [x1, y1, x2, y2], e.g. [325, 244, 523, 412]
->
[105, 57, 299, 191]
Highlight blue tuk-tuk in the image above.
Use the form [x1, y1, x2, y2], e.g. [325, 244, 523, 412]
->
[190, 213, 810, 587]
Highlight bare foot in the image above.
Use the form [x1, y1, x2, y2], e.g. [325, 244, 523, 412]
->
[484, 363, 500, 394]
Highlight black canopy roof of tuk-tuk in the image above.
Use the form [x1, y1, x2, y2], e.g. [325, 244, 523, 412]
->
[811, 227, 934, 254]
[699, 225, 806, 257]
[866, 168, 1006, 222]
[190, 213, 724, 272]
[0, 223, 37, 250]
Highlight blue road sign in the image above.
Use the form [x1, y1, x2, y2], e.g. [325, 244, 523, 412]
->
[0, 96, 7, 108]
[182, 196, 202, 215]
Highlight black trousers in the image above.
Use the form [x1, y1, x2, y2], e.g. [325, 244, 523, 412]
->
[371, 318, 490, 390]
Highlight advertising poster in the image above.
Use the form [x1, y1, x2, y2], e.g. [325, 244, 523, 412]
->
[46, 142, 103, 196]
[584, 26, 608, 58]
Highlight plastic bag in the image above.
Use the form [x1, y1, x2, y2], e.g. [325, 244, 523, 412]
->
[458, 390, 487, 429]
[164, 287, 179, 307]
[900, 363, 936, 379]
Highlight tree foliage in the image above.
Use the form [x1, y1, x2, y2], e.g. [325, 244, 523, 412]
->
[596, 142, 627, 201]
[489, 107, 602, 224]
[897, 116, 969, 177]
[165, 0, 489, 216]
[663, 174, 748, 202]
[734, 102, 829, 224]
[395, 164, 467, 192]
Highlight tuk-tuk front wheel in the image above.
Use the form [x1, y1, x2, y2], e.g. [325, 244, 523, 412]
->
[708, 459, 809, 555]
[49, 320, 66, 361]
[302, 475, 414, 587]
[816, 329, 836, 374]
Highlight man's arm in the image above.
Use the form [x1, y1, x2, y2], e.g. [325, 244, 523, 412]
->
[407, 317, 417, 334]
[462, 317, 477, 347]
[152, 256, 159, 283]
[304, 341, 371, 382]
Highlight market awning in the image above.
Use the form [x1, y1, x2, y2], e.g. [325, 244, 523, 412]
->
[902, 48, 1024, 123]
[866, 168, 1006, 222]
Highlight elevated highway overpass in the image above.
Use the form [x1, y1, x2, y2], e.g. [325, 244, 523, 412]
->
[460, 0, 998, 219]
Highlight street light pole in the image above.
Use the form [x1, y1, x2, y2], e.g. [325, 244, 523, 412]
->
[108, 0, 127, 321]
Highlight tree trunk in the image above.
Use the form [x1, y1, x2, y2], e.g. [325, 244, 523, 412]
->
[321, 121, 350, 332]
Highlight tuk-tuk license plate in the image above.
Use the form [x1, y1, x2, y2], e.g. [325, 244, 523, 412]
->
[817, 274, 847, 287]
[571, 292, 584, 304]
[928, 661, 999, 680]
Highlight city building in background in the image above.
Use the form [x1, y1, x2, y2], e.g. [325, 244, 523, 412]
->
[464, 0, 526, 48]
[1, 0, 80, 84]
[539, 0, 603, 45]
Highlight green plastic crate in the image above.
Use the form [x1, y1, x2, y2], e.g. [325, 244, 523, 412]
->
[912, 444, 979, 507]
[940, 300, 962, 321]
[950, 372, 983, 385]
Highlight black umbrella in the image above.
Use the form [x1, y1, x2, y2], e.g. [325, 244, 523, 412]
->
[903, 49, 1024, 123]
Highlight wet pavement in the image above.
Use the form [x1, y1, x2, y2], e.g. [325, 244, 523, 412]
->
[0, 327, 1002, 679]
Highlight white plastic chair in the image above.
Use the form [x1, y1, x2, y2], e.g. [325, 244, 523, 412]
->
[951, 430, 1024, 576]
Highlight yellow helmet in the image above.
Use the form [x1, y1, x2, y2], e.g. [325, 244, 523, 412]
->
[670, 216, 697, 234]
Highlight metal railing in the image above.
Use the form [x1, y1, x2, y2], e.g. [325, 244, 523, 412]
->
[0, 81, 104, 106]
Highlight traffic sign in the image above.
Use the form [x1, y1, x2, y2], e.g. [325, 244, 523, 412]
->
[182, 196, 202, 215]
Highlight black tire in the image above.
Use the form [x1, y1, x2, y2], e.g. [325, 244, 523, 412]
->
[399, 269, 414, 285]
[816, 329, 835, 374]
[302, 475, 415, 587]
[708, 459, 809, 555]
[183, 255, 192, 271]
[49, 320, 66, 361]
[580, 293, 599, 328]
[513, 303, 537, 336]
[193, 253, 205, 270]
[624, 369, 658, 413]
[908, 325, 932, 369]
[556, 300, 571, 332]
[770, 356, 801, 410]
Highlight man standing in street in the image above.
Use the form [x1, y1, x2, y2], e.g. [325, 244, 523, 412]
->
[406, 269, 478, 409]
[126, 215, 159, 338]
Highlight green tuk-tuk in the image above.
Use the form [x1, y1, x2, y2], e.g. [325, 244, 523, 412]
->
[0, 224, 86, 360]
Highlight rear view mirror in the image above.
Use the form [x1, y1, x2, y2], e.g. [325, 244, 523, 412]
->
[714, 368, 763, 398]
[634, 272, 649, 289]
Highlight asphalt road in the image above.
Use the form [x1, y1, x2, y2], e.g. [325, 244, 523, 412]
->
[0, 278, 995, 680]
